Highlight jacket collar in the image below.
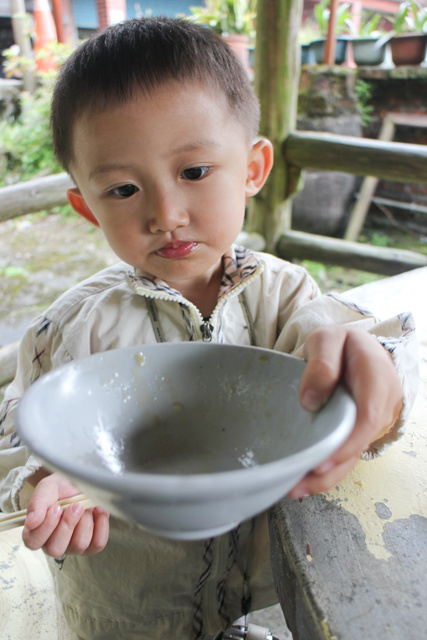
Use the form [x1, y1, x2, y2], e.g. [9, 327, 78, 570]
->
[127, 245, 261, 303]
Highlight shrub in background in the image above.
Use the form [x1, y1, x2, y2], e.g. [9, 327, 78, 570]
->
[0, 43, 71, 188]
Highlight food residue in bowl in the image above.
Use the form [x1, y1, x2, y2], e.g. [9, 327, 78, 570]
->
[237, 448, 258, 468]
[134, 352, 145, 366]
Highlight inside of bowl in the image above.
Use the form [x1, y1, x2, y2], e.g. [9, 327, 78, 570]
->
[18, 343, 346, 478]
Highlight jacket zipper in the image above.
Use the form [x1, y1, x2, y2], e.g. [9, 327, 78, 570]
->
[129, 265, 264, 342]
[200, 319, 214, 342]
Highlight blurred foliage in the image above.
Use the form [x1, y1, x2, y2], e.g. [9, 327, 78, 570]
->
[313, 0, 353, 37]
[355, 78, 374, 126]
[188, 0, 256, 38]
[0, 42, 72, 188]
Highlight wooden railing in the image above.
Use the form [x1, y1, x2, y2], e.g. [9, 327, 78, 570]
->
[284, 131, 427, 184]
[276, 131, 427, 274]
[0, 173, 72, 223]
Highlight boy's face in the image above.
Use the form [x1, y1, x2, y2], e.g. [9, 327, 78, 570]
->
[68, 82, 271, 299]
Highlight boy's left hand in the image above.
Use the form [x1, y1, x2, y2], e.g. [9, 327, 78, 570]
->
[287, 325, 403, 499]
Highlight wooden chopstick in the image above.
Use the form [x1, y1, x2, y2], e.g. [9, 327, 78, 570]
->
[0, 494, 93, 533]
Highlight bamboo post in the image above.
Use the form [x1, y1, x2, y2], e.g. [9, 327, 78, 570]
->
[10, 0, 36, 94]
[246, 0, 302, 253]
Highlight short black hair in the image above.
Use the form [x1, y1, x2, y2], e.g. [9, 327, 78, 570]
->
[51, 17, 260, 171]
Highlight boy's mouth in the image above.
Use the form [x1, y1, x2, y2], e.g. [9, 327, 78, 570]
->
[156, 241, 198, 259]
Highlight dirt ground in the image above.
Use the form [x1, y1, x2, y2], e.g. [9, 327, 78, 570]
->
[0, 213, 117, 347]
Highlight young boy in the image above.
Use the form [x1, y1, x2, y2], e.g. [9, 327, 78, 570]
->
[0, 17, 417, 640]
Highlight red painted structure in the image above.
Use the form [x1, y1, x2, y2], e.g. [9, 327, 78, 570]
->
[96, 0, 127, 31]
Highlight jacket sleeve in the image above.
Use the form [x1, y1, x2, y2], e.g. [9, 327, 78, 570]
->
[363, 311, 418, 458]
[274, 292, 419, 458]
[0, 316, 72, 512]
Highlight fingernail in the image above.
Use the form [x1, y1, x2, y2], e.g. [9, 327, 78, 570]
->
[71, 503, 84, 516]
[24, 510, 35, 528]
[53, 505, 61, 517]
[290, 488, 309, 500]
[315, 460, 336, 475]
[301, 390, 324, 411]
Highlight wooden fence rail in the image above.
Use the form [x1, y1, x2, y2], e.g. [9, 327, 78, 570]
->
[276, 131, 427, 274]
[284, 132, 427, 185]
[277, 230, 427, 275]
[0, 173, 72, 223]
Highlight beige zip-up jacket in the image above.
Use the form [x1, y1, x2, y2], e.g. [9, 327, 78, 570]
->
[0, 247, 418, 639]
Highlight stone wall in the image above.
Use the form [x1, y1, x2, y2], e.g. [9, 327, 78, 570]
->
[293, 66, 427, 236]
[359, 66, 427, 213]
[293, 67, 362, 235]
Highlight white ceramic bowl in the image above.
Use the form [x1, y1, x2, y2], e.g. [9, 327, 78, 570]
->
[17, 343, 355, 540]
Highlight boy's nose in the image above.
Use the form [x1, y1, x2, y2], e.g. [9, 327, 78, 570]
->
[148, 189, 189, 234]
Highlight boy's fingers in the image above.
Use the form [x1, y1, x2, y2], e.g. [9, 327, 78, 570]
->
[67, 510, 95, 554]
[330, 332, 401, 466]
[295, 326, 403, 498]
[25, 479, 61, 530]
[84, 508, 110, 555]
[37, 507, 110, 558]
[22, 504, 62, 550]
[24, 507, 48, 531]
[41, 502, 85, 558]
[288, 455, 359, 498]
[67, 508, 109, 555]
[302, 327, 401, 461]
[300, 326, 346, 411]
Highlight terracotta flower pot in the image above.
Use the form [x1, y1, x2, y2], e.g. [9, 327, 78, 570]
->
[222, 34, 251, 70]
[390, 33, 427, 66]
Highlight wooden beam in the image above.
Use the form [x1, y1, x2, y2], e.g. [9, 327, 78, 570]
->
[0, 173, 72, 223]
[9, 0, 36, 93]
[246, 0, 302, 253]
[277, 230, 427, 275]
[284, 132, 427, 185]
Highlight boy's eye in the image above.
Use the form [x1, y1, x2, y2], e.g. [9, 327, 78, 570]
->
[110, 184, 139, 199]
[181, 166, 209, 181]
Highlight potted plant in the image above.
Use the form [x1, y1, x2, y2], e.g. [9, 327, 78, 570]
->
[309, 0, 353, 65]
[189, 0, 256, 69]
[350, 11, 390, 66]
[299, 23, 318, 65]
[378, 1, 427, 66]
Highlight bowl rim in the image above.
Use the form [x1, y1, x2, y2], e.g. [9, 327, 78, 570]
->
[17, 343, 356, 499]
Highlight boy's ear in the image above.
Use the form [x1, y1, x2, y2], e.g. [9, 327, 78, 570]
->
[67, 188, 100, 227]
[245, 138, 274, 197]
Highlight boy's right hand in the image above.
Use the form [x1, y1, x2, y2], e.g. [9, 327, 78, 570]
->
[22, 472, 109, 558]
